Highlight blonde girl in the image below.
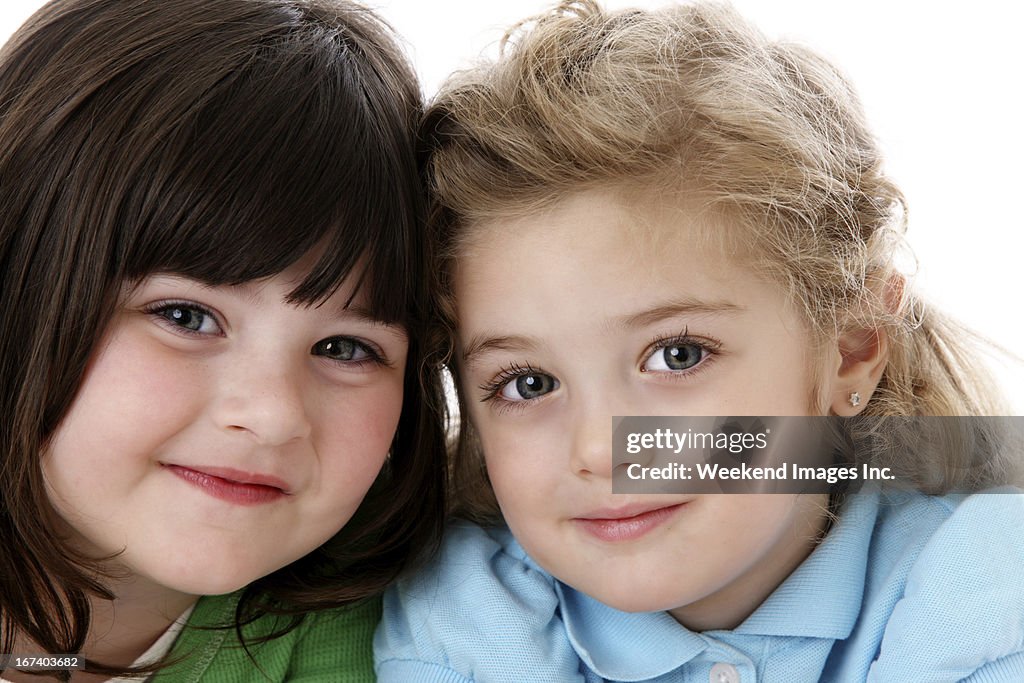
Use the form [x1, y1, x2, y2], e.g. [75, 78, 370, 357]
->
[375, 1, 1024, 681]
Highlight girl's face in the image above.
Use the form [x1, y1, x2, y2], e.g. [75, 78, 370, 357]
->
[43, 257, 407, 599]
[455, 189, 831, 629]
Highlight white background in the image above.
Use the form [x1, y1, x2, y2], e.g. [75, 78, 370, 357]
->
[3, 1, 1022, 411]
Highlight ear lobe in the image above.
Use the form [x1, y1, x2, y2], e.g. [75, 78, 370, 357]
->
[828, 273, 903, 415]
[829, 326, 889, 415]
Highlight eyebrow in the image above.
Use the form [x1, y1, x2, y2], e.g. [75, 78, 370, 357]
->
[461, 298, 743, 369]
[616, 299, 744, 328]
[224, 280, 408, 335]
[462, 335, 538, 369]
[334, 304, 407, 331]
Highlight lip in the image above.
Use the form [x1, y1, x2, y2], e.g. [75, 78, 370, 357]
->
[164, 464, 291, 506]
[573, 501, 689, 542]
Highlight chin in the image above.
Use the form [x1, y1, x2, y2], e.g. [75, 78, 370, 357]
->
[571, 581, 679, 614]
[183, 576, 254, 596]
[144, 555, 289, 597]
[605, 596, 680, 613]
[148, 569, 250, 597]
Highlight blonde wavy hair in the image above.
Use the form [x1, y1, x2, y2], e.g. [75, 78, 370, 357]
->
[422, 0, 1017, 519]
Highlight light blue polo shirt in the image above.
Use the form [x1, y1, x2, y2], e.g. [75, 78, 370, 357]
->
[375, 488, 1024, 682]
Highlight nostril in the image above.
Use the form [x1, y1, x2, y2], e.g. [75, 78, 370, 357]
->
[212, 385, 313, 446]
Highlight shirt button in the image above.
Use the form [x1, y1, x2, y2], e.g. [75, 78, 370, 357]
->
[710, 662, 740, 683]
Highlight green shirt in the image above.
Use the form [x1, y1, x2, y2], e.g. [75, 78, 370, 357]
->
[154, 592, 380, 682]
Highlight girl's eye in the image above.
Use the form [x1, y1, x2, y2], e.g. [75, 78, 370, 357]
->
[153, 303, 220, 335]
[499, 372, 559, 401]
[642, 342, 709, 373]
[311, 337, 377, 363]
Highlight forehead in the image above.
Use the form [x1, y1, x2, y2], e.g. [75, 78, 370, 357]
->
[456, 189, 742, 305]
[132, 252, 403, 331]
[462, 187, 720, 253]
[452, 187, 810, 355]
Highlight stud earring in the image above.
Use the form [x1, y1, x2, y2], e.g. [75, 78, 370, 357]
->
[849, 392, 861, 407]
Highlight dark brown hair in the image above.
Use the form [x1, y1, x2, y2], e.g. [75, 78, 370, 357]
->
[0, 0, 445, 677]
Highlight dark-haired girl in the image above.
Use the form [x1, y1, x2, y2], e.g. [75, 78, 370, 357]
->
[0, 0, 444, 680]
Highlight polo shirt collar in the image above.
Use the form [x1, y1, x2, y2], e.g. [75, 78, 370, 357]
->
[554, 488, 880, 680]
[556, 582, 709, 681]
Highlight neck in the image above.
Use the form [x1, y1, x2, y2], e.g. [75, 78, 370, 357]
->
[84, 576, 197, 668]
[4, 575, 197, 683]
[668, 493, 830, 631]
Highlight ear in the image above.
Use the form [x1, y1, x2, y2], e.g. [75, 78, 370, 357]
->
[826, 325, 889, 416]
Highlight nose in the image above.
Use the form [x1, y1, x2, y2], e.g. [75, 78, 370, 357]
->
[568, 397, 614, 479]
[211, 353, 313, 446]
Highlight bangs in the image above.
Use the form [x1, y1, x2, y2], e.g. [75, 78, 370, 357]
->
[106, 6, 421, 324]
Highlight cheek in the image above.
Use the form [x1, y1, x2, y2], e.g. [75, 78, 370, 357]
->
[704, 347, 819, 416]
[486, 452, 573, 583]
[91, 323, 209, 404]
[65, 333, 207, 446]
[316, 380, 405, 492]
[44, 331, 204, 484]
[481, 441, 557, 538]
[469, 404, 570, 517]
[701, 495, 806, 560]
[362, 378, 406, 450]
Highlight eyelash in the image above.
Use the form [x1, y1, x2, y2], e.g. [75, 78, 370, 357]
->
[478, 362, 553, 415]
[144, 300, 221, 337]
[477, 332, 722, 414]
[143, 300, 388, 368]
[639, 329, 722, 380]
[311, 336, 389, 369]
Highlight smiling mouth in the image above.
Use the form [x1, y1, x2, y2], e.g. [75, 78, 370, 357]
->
[573, 503, 688, 542]
[164, 464, 290, 506]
